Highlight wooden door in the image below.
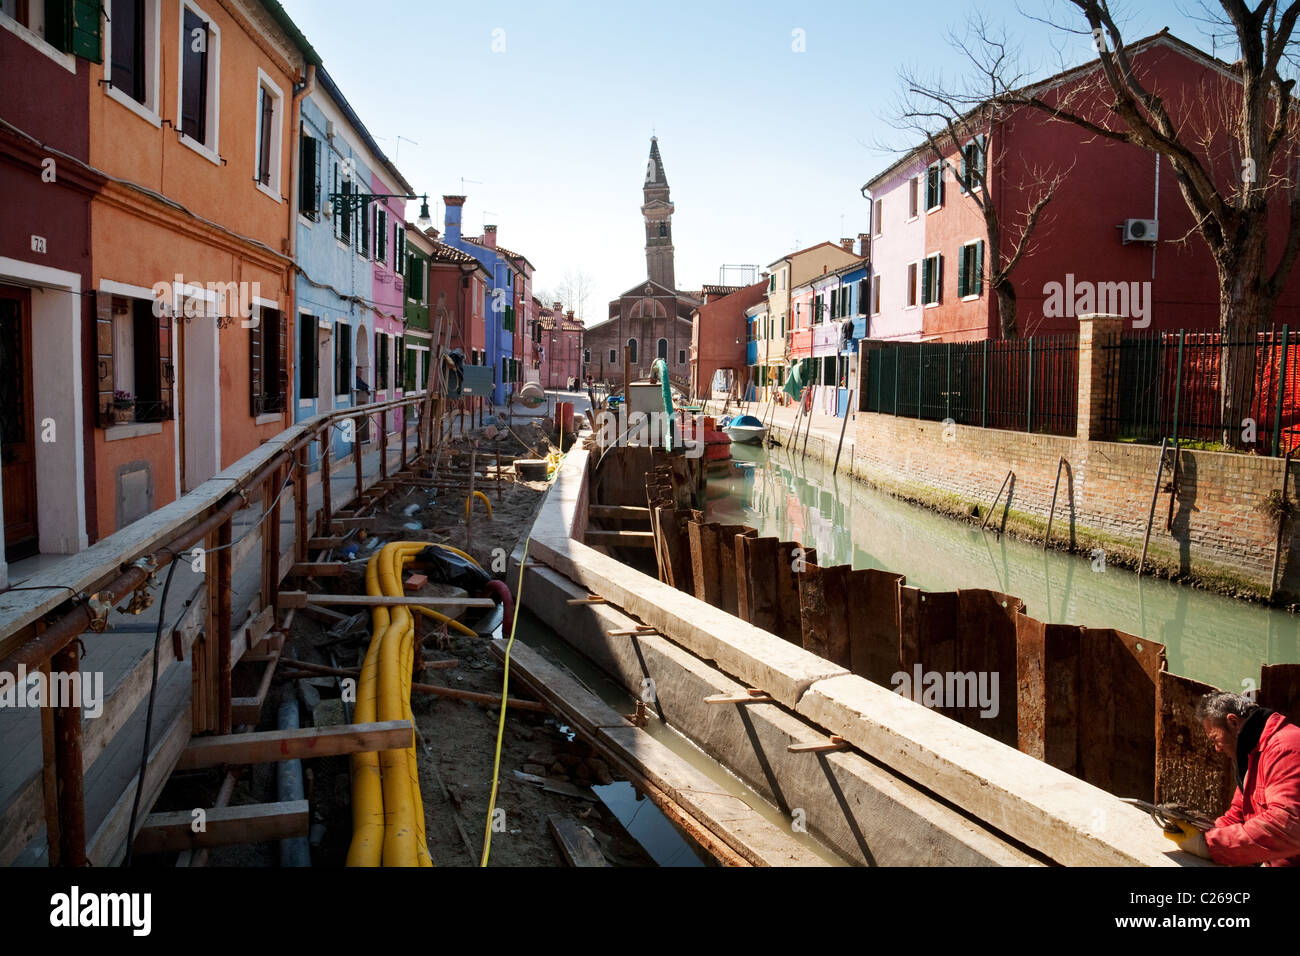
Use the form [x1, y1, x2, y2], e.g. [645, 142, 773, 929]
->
[0, 286, 38, 561]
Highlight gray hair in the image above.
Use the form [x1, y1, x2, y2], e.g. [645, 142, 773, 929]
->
[1195, 691, 1257, 726]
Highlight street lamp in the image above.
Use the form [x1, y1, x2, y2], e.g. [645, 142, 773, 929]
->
[327, 189, 432, 229]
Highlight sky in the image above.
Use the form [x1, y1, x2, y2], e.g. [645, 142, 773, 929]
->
[278, 0, 1224, 324]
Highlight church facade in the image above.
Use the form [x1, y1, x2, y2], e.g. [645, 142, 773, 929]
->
[585, 138, 699, 388]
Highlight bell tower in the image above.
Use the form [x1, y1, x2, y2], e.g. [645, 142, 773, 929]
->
[642, 136, 675, 290]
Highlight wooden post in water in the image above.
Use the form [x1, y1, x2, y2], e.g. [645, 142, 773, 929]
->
[832, 389, 854, 476]
[980, 470, 1013, 532]
[1138, 437, 1169, 577]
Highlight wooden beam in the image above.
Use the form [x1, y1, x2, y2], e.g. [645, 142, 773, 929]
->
[588, 504, 652, 519]
[175, 720, 415, 770]
[307, 536, 349, 549]
[289, 562, 347, 577]
[278, 591, 497, 609]
[134, 801, 308, 855]
[787, 735, 849, 754]
[585, 530, 656, 548]
[548, 815, 610, 866]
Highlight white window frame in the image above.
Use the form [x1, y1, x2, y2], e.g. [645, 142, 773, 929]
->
[102, 0, 163, 125]
[907, 177, 919, 221]
[962, 138, 985, 194]
[870, 275, 881, 316]
[176, 0, 221, 166]
[922, 253, 942, 307]
[906, 261, 919, 309]
[926, 162, 944, 213]
[959, 239, 984, 300]
[0, 1, 75, 71]
[873, 198, 883, 237]
[253, 67, 284, 202]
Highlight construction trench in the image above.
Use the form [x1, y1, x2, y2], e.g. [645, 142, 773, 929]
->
[2, 383, 1299, 867]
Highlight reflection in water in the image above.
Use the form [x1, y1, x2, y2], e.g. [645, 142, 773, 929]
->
[707, 443, 1300, 691]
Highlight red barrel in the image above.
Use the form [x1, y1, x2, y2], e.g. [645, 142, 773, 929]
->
[557, 401, 575, 436]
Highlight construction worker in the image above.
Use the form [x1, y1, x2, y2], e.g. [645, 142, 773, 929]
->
[1164, 691, 1300, 865]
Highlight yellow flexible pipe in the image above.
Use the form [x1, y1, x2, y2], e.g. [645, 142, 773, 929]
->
[465, 490, 492, 520]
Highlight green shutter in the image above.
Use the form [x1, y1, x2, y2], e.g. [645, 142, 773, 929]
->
[71, 0, 102, 62]
[975, 241, 984, 296]
[957, 246, 968, 297]
[922, 258, 932, 304]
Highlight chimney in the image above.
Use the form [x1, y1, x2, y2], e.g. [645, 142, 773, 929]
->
[443, 195, 466, 243]
[858, 232, 870, 257]
[483, 225, 498, 249]
[425, 227, 440, 240]
[840, 237, 854, 252]
[565, 310, 574, 321]
[553, 301, 562, 311]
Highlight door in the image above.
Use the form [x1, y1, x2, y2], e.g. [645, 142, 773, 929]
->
[0, 287, 38, 561]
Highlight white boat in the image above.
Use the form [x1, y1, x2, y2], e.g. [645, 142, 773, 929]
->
[720, 414, 767, 445]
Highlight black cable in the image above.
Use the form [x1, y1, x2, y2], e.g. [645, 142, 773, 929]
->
[122, 552, 179, 868]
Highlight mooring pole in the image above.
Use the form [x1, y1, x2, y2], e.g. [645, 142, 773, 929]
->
[1044, 456, 1065, 551]
[1138, 437, 1169, 577]
[1270, 449, 1293, 602]
[981, 470, 1013, 532]
[832, 389, 855, 476]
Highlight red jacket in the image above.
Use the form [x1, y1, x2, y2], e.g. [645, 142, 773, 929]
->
[1205, 712, 1300, 866]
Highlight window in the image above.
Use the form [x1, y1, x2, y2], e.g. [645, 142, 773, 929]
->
[4, 0, 102, 62]
[873, 198, 883, 236]
[254, 72, 283, 197]
[858, 279, 868, 315]
[678, 348, 686, 365]
[584, 349, 591, 364]
[376, 331, 389, 389]
[906, 263, 918, 307]
[360, 197, 371, 259]
[921, 253, 942, 305]
[908, 177, 919, 219]
[110, 0, 145, 102]
[95, 292, 173, 426]
[299, 313, 318, 397]
[178, 3, 219, 157]
[608, 348, 616, 364]
[779, 313, 786, 336]
[376, 208, 388, 265]
[657, 338, 668, 361]
[249, 305, 286, 414]
[925, 162, 944, 211]
[768, 274, 775, 292]
[335, 322, 351, 397]
[298, 130, 319, 218]
[336, 168, 352, 245]
[961, 136, 986, 192]
[958, 240, 985, 298]
[658, 223, 666, 237]
[871, 275, 881, 316]
[394, 225, 405, 278]
[627, 337, 638, 365]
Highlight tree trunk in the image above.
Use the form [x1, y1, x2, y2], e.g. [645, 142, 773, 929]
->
[1217, 243, 1269, 450]
[994, 278, 1018, 339]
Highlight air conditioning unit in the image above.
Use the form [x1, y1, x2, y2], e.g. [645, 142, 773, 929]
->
[1122, 218, 1158, 243]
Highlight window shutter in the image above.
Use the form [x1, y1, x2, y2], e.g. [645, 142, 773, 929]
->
[361, 200, 370, 258]
[95, 293, 116, 427]
[935, 255, 943, 302]
[158, 307, 174, 419]
[937, 166, 945, 206]
[46, 0, 103, 62]
[377, 209, 387, 264]
[276, 309, 288, 409]
[922, 258, 932, 303]
[249, 311, 263, 415]
[299, 134, 318, 214]
[258, 88, 274, 185]
[958, 246, 968, 297]
[975, 240, 984, 296]
[960, 147, 968, 192]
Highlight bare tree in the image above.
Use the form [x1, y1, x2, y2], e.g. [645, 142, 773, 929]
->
[894, 14, 1071, 338]
[1013, 0, 1300, 446]
[559, 269, 594, 320]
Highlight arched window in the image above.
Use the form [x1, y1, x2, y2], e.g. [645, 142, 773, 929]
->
[627, 337, 638, 365]
[657, 338, 668, 361]
[658, 223, 667, 237]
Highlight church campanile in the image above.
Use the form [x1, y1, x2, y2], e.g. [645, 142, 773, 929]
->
[642, 136, 675, 290]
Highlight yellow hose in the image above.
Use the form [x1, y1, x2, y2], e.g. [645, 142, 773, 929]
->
[465, 490, 492, 520]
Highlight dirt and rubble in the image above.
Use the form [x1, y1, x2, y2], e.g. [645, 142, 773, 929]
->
[187, 415, 654, 867]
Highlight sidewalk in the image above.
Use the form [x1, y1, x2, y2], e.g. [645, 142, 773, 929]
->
[705, 396, 858, 468]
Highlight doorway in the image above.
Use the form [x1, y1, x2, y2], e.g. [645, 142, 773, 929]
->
[0, 286, 38, 562]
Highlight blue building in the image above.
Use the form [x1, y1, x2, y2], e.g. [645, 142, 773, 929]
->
[293, 68, 414, 463]
[439, 196, 518, 406]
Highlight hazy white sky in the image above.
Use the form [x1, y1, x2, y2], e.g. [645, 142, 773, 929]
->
[279, 0, 1218, 321]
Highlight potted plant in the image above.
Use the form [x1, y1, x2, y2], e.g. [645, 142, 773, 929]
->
[110, 390, 135, 425]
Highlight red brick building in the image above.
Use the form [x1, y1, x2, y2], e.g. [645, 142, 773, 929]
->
[690, 281, 767, 399]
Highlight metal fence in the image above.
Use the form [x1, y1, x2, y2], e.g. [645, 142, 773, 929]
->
[864, 335, 1079, 437]
[1100, 327, 1300, 454]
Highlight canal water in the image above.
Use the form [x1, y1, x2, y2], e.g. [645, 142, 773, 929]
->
[703, 441, 1300, 693]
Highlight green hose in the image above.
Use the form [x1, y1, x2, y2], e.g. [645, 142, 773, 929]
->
[652, 358, 673, 452]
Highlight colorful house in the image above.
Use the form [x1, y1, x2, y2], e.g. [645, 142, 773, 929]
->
[690, 281, 767, 401]
[293, 66, 412, 462]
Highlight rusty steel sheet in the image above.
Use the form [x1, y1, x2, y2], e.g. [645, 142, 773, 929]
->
[736, 536, 780, 633]
[846, 567, 905, 686]
[1155, 669, 1236, 819]
[1014, 615, 1083, 773]
[951, 590, 1023, 746]
[715, 525, 757, 618]
[775, 542, 813, 645]
[687, 521, 721, 608]
[797, 564, 853, 669]
[1260, 663, 1300, 723]
[1075, 627, 1163, 800]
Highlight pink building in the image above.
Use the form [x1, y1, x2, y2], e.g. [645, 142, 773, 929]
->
[369, 169, 410, 432]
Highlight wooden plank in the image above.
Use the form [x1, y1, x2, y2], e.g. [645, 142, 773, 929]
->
[687, 522, 721, 606]
[134, 801, 308, 855]
[585, 530, 656, 548]
[547, 815, 610, 866]
[716, 525, 756, 617]
[175, 720, 414, 770]
[798, 564, 852, 670]
[588, 504, 652, 519]
[289, 562, 347, 577]
[277, 591, 496, 609]
[307, 536, 348, 549]
[736, 536, 778, 632]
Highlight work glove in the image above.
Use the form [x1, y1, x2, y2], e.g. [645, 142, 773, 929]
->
[1162, 820, 1212, 859]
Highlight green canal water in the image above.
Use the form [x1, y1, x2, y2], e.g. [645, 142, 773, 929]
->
[704, 442, 1300, 693]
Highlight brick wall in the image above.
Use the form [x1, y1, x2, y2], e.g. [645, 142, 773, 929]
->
[842, 412, 1295, 598]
